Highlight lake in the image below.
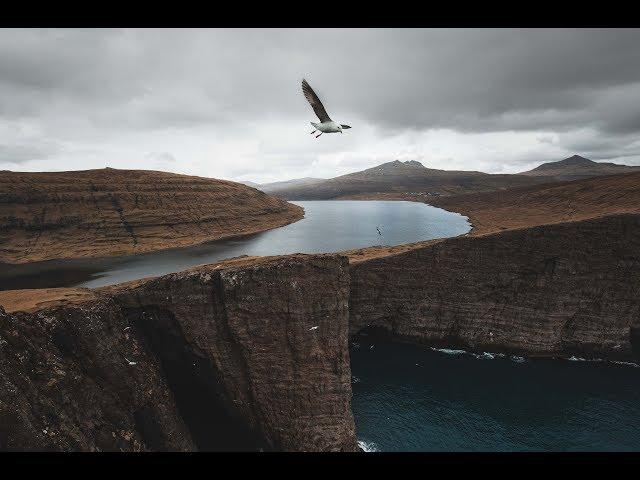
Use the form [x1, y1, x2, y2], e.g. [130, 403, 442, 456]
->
[351, 333, 640, 452]
[0, 200, 470, 290]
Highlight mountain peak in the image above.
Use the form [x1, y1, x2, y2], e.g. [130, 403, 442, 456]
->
[383, 160, 425, 169]
[529, 155, 594, 172]
[557, 155, 594, 166]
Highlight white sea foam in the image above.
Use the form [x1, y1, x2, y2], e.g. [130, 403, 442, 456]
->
[565, 356, 639, 368]
[611, 360, 640, 368]
[430, 347, 510, 361]
[567, 356, 588, 362]
[430, 347, 467, 355]
[472, 352, 505, 360]
[357, 440, 379, 452]
[429, 346, 638, 368]
[430, 346, 529, 364]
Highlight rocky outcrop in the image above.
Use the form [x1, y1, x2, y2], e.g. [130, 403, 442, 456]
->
[2, 212, 639, 451]
[0, 300, 194, 451]
[350, 214, 640, 360]
[109, 254, 356, 452]
[0, 254, 357, 452]
[0, 168, 303, 264]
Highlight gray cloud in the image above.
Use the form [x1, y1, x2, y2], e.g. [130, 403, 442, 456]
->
[0, 141, 61, 164]
[1, 28, 639, 179]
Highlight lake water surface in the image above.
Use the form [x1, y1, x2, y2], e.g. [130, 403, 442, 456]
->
[0, 200, 470, 290]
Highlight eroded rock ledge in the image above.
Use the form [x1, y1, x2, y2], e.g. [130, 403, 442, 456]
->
[1, 255, 356, 451]
[350, 214, 640, 360]
[1, 214, 639, 451]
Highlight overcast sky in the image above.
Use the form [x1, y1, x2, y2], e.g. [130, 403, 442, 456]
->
[1, 28, 640, 183]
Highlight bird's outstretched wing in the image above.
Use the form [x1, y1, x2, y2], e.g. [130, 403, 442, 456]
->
[302, 79, 332, 122]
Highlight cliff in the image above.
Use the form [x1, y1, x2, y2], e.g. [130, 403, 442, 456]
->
[0, 168, 303, 264]
[349, 214, 640, 360]
[427, 171, 640, 236]
[0, 254, 357, 452]
[0, 296, 195, 451]
[2, 172, 640, 451]
[3, 213, 639, 451]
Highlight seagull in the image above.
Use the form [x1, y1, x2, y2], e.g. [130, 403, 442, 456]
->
[302, 79, 351, 138]
[376, 226, 382, 236]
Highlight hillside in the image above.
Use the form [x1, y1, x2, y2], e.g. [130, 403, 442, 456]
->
[272, 160, 550, 200]
[339, 170, 640, 262]
[346, 170, 640, 238]
[259, 177, 325, 193]
[426, 171, 640, 236]
[520, 155, 640, 181]
[0, 168, 303, 264]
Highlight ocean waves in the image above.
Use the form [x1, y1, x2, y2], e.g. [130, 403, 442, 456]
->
[429, 347, 526, 364]
[357, 440, 379, 452]
[427, 347, 638, 368]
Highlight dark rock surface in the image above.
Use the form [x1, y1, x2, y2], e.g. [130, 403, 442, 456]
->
[2, 213, 639, 451]
[350, 214, 640, 360]
[0, 299, 194, 451]
[110, 254, 356, 452]
[0, 254, 357, 452]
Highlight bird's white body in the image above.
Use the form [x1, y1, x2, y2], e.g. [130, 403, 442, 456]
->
[302, 79, 350, 137]
[311, 121, 343, 133]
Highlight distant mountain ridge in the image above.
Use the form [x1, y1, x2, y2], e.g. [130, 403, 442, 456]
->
[270, 159, 545, 200]
[520, 155, 640, 181]
[237, 177, 326, 193]
[268, 155, 640, 200]
[259, 177, 325, 193]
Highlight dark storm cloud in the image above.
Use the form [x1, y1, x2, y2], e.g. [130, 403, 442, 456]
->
[1, 28, 639, 171]
[1, 29, 639, 130]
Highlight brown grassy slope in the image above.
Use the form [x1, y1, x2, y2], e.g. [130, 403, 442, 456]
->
[343, 171, 640, 262]
[0, 287, 98, 313]
[520, 154, 640, 182]
[427, 171, 640, 236]
[274, 160, 552, 200]
[0, 168, 303, 264]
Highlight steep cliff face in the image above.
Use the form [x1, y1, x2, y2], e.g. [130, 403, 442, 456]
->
[2, 213, 639, 451]
[110, 254, 356, 452]
[0, 254, 357, 452]
[350, 214, 640, 361]
[0, 168, 303, 264]
[0, 300, 195, 451]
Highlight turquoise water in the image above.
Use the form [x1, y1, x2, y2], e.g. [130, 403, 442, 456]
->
[0, 200, 470, 289]
[350, 333, 640, 452]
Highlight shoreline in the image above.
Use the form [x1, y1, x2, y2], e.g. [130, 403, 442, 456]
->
[0, 207, 304, 267]
[0, 168, 305, 265]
